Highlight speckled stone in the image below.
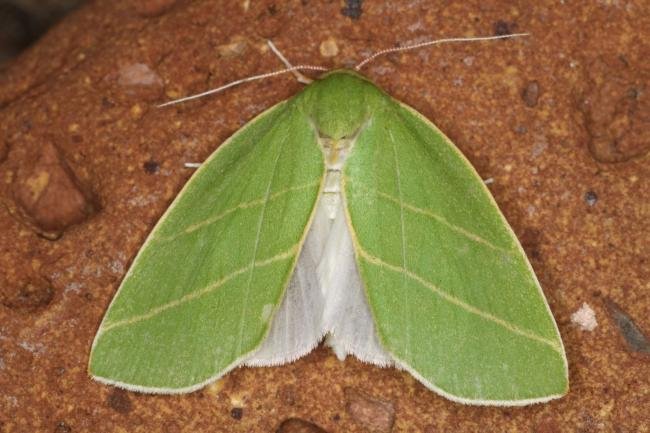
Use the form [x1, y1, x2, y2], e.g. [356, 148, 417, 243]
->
[0, 1, 648, 432]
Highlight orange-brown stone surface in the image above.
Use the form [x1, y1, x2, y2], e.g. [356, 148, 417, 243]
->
[0, 1, 648, 432]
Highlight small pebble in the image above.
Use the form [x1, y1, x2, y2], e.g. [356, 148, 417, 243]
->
[320, 37, 339, 58]
[118, 63, 162, 87]
[571, 303, 598, 332]
[522, 81, 540, 107]
[12, 142, 97, 238]
[117, 63, 163, 101]
[217, 36, 248, 58]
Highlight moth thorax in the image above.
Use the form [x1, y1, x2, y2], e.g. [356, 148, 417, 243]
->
[319, 137, 354, 220]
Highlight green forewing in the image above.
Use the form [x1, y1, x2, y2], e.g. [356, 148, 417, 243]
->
[341, 78, 567, 402]
[90, 101, 324, 390]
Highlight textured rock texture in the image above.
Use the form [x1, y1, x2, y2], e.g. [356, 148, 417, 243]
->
[0, 1, 648, 432]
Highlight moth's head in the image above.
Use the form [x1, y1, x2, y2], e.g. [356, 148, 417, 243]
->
[294, 69, 388, 140]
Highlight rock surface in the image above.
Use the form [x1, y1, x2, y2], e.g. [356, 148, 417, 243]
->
[0, 1, 648, 432]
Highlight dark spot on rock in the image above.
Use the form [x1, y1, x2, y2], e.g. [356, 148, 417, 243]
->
[0, 139, 8, 162]
[134, 0, 178, 17]
[584, 191, 598, 206]
[331, 414, 340, 422]
[341, 0, 363, 20]
[493, 20, 515, 36]
[267, 4, 277, 15]
[101, 97, 115, 109]
[54, 421, 72, 432]
[605, 299, 650, 355]
[1, 278, 54, 312]
[107, 388, 132, 414]
[143, 159, 160, 174]
[515, 125, 528, 134]
[276, 418, 329, 433]
[230, 407, 243, 420]
[345, 388, 395, 433]
[522, 81, 540, 107]
[12, 141, 97, 239]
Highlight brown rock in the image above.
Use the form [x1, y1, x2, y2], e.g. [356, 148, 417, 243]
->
[276, 418, 329, 433]
[0, 1, 649, 432]
[12, 141, 96, 238]
[345, 388, 395, 433]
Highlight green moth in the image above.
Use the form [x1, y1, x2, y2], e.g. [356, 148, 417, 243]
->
[89, 69, 568, 405]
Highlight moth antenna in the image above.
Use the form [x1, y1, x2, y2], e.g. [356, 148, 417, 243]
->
[354, 33, 530, 71]
[157, 65, 327, 108]
[267, 40, 314, 84]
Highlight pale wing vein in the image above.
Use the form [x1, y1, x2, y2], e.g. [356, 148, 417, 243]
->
[348, 177, 511, 254]
[356, 246, 562, 354]
[154, 181, 320, 243]
[99, 245, 298, 335]
[390, 130, 411, 359]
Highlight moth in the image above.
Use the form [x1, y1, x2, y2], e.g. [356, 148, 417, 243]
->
[89, 37, 568, 406]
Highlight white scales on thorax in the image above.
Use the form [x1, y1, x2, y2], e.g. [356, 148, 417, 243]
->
[245, 135, 394, 367]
